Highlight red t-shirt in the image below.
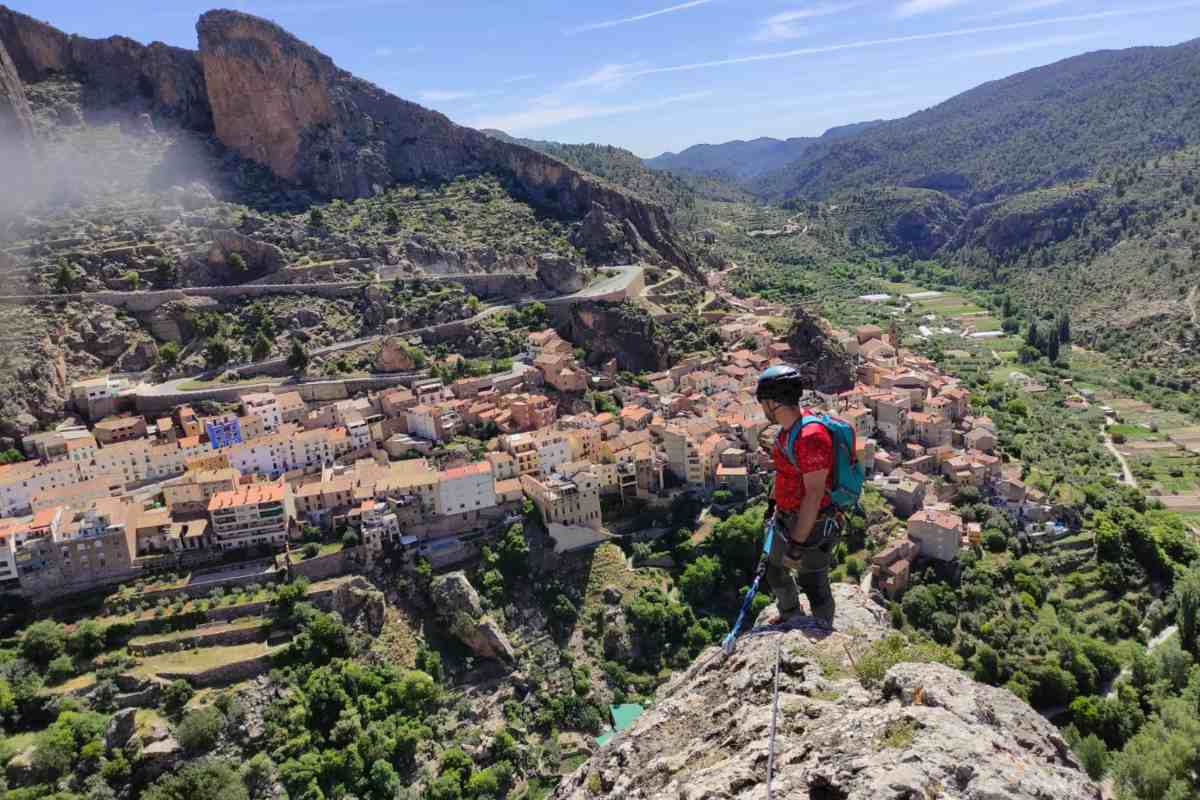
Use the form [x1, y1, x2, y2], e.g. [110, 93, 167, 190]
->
[772, 411, 834, 512]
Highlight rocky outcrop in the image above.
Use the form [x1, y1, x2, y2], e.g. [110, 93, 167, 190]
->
[555, 586, 1099, 800]
[562, 301, 671, 373]
[786, 306, 855, 394]
[952, 185, 1101, 259]
[104, 707, 137, 753]
[135, 735, 182, 784]
[332, 575, 386, 636]
[374, 337, 417, 372]
[535, 253, 584, 294]
[0, 5, 211, 128]
[194, 10, 688, 269]
[430, 572, 516, 663]
[208, 229, 287, 277]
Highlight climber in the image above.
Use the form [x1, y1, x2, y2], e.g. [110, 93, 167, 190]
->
[755, 364, 842, 626]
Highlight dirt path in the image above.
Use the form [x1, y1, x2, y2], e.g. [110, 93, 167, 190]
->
[1105, 625, 1178, 699]
[1103, 422, 1138, 488]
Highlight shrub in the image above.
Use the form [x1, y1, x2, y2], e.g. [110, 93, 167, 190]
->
[20, 620, 67, 666]
[855, 633, 960, 689]
[46, 655, 75, 685]
[161, 679, 194, 717]
[1075, 733, 1108, 780]
[177, 706, 226, 754]
[301, 543, 319, 560]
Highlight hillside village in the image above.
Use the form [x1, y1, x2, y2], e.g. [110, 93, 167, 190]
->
[0, 294, 1058, 609]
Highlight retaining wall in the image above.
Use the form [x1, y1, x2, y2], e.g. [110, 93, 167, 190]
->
[157, 650, 276, 688]
[129, 620, 272, 657]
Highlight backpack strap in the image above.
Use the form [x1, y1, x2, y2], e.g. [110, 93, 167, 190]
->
[777, 415, 823, 471]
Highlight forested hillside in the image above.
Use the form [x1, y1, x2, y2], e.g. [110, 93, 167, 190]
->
[750, 38, 1200, 203]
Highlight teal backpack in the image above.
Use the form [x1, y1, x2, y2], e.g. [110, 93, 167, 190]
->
[777, 414, 867, 511]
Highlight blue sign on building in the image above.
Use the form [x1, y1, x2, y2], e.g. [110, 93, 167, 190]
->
[206, 418, 243, 450]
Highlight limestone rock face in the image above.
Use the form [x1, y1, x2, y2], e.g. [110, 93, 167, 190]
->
[194, 9, 688, 269]
[554, 585, 1099, 800]
[431, 572, 485, 619]
[0, 36, 33, 157]
[0, 5, 211, 128]
[135, 735, 182, 784]
[209, 229, 287, 276]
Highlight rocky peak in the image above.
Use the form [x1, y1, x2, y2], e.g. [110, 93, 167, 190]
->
[194, 9, 689, 268]
[0, 35, 33, 195]
[554, 585, 1099, 800]
[0, 4, 211, 129]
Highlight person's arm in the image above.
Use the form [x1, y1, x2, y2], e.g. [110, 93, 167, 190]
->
[789, 468, 829, 544]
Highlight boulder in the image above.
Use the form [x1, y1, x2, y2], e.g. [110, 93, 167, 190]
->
[536, 253, 584, 294]
[4, 747, 34, 787]
[374, 337, 417, 372]
[460, 617, 516, 663]
[115, 339, 158, 372]
[431, 572, 515, 662]
[332, 575, 386, 636]
[431, 571, 484, 619]
[208, 229, 287, 275]
[562, 301, 671, 373]
[786, 306, 855, 395]
[135, 736, 182, 783]
[601, 608, 635, 661]
[105, 707, 138, 752]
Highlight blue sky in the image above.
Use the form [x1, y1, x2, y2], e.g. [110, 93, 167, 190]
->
[11, 0, 1200, 156]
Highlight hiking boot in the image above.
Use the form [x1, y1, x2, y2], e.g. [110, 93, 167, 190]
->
[767, 607, 805, 626]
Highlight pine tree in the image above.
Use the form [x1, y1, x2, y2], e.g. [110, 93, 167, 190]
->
[1047, 333, 1061, 363]
[1058, 314, 1072, 344]
[1025, 320, 1041, 351]
[287, 340, 310, 374]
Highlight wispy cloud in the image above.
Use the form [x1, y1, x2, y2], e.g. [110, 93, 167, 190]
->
[752, 4, 859, 42]
[471, 92, 712, 133]
[966, 30, 1106, 57]
[566, 0, 717, 34]
[564, 63, 646, 91]
[614, 2, 1200, 79]
[501, 74, 538, 84]
[971, 0, 1072, 17]
[896, 0, 969, 17]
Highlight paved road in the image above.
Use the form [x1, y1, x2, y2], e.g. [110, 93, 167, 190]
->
[1105, 624, 1178, 700]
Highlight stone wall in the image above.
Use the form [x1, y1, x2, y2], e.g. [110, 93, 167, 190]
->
[288, 547, 364, 581]
[129, 619, 272, 656]
[157, 650, 275, 688]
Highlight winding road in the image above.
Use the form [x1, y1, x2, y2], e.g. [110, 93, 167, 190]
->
[1103, 422, 1138, 488]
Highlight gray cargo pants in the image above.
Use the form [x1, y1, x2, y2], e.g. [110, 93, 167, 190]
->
[765, 510, 841, 625]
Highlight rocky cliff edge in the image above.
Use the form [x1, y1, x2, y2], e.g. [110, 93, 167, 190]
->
[554, 585, 1100, 800]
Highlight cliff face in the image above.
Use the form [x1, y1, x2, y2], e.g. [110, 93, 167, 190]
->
[555, 586, 1100, 800]
[0, 5, 211, 129]
[195, 9, 687, 268]
[0, 35, 32, 149]
[562, 301, 672, 373]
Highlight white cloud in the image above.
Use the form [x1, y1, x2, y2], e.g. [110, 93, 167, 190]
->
[419, 89, 478, 103]
[616, 2, 1200, 78]
[965, 30, 1105, 57]
[373, 47, 394, 57]
[565, 63, 646, 90]
[967, 0, 1071, 18]
[501, 73, 538, 84]
[567, 0, 717, 34]
[895, 0, 970, 17]
[752, 4, 859, 42]
[471, 92, 712, 134]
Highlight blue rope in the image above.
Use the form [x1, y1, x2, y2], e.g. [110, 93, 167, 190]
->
[722, 520, 776, 656]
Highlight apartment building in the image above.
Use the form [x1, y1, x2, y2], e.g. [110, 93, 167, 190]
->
[374, 459, 440, 515]
[241, 392, 283, 433]
[93, 416, 147, 445]
[207, 482, 294, 550]
[277, 391, 308, 425]
[521, 462, 602, 529]
[406, 404, 461, 443]
[0, 460, 82, 517]
[434, 462, 496, 517]
[206, 417, 244, 450]
[31, 473, 122, 513]
[661, 425, 705, 488]
[907, 509, 963, 562]
[502, 431, 570, 477]
[162, 468, 242, 515]
[46, 499, 138, 590]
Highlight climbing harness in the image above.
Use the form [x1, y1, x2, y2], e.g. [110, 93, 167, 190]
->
[721, 518, 776, 656]
[766, 636, 782, 800]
